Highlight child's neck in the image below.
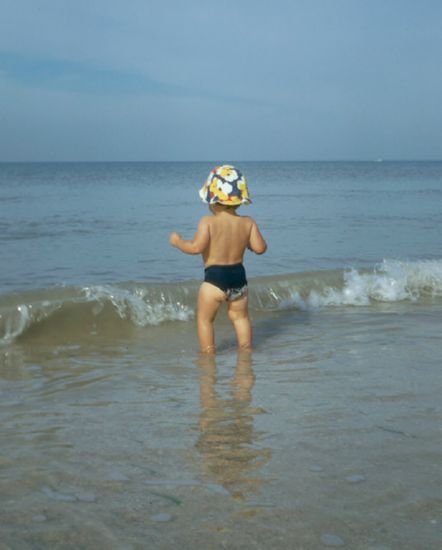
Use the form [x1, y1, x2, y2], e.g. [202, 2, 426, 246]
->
[210, 205, 238, 216]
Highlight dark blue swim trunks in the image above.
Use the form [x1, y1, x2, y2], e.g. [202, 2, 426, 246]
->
[204, 263, 248, 301]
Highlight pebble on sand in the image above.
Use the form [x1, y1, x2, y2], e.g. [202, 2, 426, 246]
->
[150, 513, 173, 522]
[41, 486, 76, 502]
[76, 491, 96, 502]
[41, 486, 96, 503]
[344, 474, 366, 483]
[321, 533, 345, 547]
[32, 515, 48, 522]
[109, 470, 130, 481]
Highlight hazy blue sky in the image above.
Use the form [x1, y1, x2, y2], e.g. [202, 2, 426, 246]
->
[1, 0, 441, 161]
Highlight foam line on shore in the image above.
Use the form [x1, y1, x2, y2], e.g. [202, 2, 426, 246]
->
[1, 259, 442, 345]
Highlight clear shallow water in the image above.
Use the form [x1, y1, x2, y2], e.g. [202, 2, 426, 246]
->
[1, 162, 442, 548]
[1, 304, 441, 548]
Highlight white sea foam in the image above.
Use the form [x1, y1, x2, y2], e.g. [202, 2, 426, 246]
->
[82, 285, 194, 326]
[1, 260, 441, 345]
[0, 284, 195, 346]
[0, 299, 64, 346]
[278, 259, 442, 311]
[0, 304, 30, 345]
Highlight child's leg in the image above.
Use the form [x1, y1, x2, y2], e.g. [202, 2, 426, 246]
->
[227, 294, 252, 350]
[197, 282, 225, 353]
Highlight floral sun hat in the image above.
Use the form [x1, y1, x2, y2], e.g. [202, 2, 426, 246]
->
[199, 165, 251, 206]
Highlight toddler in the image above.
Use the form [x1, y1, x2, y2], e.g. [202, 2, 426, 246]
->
[169, 165, 267, 353]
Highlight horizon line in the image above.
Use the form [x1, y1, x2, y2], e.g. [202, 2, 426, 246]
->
[1, 159, 441, 164]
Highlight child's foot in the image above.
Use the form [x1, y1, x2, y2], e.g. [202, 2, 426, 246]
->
[200, 345, 216, 355]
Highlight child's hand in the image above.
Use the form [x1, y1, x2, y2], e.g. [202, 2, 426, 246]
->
[169, 232, 181, 247]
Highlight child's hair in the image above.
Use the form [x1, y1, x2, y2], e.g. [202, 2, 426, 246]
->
[212, 203, 240, 211]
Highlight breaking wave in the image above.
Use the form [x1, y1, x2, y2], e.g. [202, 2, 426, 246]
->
[1, 259, 442, 345]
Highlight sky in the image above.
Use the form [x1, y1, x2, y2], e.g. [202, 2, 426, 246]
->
[1, 0, 441, 161]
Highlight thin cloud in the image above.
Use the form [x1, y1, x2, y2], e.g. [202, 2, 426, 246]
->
[0, 51, 186, 96]
[0, 51, 264, 107]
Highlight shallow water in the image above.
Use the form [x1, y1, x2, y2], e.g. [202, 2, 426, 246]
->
[1, 161, 442, 548]
[1, 302, 441, 549]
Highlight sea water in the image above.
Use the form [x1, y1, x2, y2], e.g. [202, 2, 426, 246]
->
[0, 162, 441, 549]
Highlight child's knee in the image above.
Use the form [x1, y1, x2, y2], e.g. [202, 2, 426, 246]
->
[228, 308, 248, 323]
[198, 310, 216, 324]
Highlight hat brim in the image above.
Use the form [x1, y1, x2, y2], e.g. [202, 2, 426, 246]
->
[199, 191, 252, 206]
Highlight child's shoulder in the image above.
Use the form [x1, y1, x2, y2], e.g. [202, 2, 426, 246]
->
[232, 214, 257, 228]
[238, 214, 256, 225]
[196, 215, 213, 230]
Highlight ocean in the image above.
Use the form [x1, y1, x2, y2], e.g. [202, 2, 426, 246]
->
[1, 161, 441, 549]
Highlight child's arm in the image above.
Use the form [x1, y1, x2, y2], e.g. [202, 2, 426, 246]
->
[169, 217, 210, 255]
[248, 220, 267, 255]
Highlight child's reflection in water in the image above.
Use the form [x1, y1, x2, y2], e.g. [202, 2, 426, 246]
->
[195, 351, 271, 501]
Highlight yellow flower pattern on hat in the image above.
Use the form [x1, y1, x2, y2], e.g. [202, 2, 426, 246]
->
[199, 165, 251, 206]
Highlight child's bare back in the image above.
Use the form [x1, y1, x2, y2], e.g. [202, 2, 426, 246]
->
[169, 166, 267, 354]
[200, 209, 264, 266]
